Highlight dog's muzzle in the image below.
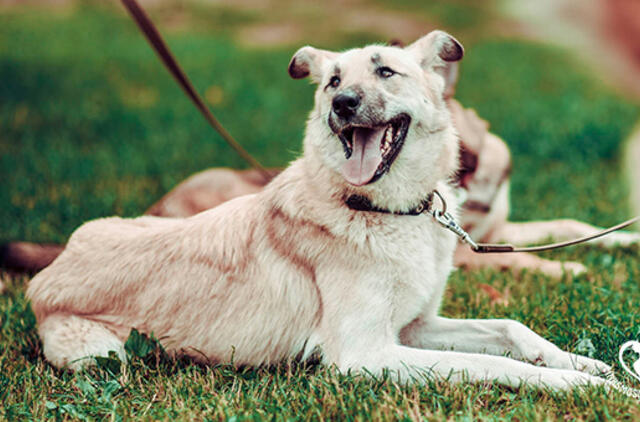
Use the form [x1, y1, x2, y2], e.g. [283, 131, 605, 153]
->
[330, 113, 411, 186]
[332, 90, 361, 120]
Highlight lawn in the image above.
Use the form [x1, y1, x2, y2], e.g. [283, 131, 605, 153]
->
[1, 2, 640, 420]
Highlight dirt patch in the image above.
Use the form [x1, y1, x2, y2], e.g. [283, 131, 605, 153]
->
[605, 0, 640, 72]
[344, 8, 430, 42]
[0, 0, 69, 4]
[504, 0, 640, 98]
[235, 1, 432, 48]
[238, 22, 303, 48]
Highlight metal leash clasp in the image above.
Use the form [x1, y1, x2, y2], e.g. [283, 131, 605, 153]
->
[427, 190, 640, 254]
[428, 191, 480, 250]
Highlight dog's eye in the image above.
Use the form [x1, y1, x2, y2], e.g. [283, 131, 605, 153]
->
[328, 76, 341, 88]
[376, 67, 396, 78]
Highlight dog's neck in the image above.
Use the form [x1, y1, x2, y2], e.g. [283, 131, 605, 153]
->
[296, 150, 444, 215]
[344, 192, 434, 216]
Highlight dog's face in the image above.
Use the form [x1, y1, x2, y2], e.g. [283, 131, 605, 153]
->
[289, 31, 463, 208]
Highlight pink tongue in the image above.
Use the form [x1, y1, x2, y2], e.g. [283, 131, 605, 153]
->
[340, 127, 385, 186]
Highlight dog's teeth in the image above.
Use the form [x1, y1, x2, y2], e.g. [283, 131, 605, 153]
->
[379, 124, 395, 154]
[383, 125, 393, 152]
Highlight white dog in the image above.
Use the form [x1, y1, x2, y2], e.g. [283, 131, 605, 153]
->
[5, 49, 639, 279]
[27, 32, 610, 389]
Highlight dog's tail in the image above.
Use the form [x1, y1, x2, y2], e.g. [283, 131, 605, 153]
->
[0, 241, 64, 273]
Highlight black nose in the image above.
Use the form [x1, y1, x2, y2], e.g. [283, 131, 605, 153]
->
[332, 91, 361, 119]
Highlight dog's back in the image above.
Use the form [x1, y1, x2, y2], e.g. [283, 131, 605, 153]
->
[27, 180, 321, 368]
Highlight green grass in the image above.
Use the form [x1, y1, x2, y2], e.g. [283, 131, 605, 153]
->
[2, 3, 640, 420]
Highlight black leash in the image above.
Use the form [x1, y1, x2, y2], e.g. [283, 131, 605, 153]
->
[120, 0, 271, 181]
[346, 191, 640, 254]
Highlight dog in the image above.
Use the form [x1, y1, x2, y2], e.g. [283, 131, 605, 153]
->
[142, 98, 640, 279]
[27, 32, 611, 389]
[3, 55, 639, 281]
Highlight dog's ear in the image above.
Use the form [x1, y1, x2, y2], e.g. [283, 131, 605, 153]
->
[441, 61, 459, 98]
[288, 47, 337, 83]
[407, 30, 463, 96]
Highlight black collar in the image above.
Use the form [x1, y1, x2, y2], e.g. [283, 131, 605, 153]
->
[344, 193, 434, 216]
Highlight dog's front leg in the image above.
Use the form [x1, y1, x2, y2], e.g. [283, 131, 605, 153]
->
[399, 317, 610, 376]
[339, 344, 603, 390]
[320, 284, 603, 390]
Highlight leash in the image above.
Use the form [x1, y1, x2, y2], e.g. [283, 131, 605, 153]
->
[121, 0, 638, 252]
[119, 0, 271, 181]
[346, 191, 640, 254]
[430, 191, 640, 253]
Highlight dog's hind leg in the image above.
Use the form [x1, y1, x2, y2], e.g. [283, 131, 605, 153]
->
[454, 245, 586, 278]
[489, 220, 640, 248]
[38, 314, 125, 370]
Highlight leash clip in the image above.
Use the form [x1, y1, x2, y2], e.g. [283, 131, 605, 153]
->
[431, 209, 480, 250]
[429, 190, 479, 250]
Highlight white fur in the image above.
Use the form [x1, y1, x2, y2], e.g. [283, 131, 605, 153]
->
[28, 32, 609, 389]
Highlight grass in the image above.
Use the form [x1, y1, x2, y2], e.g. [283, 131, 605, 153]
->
[1, 2, 640, 420]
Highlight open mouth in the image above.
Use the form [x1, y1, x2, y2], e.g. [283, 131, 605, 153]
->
[337, 114, 410, 186]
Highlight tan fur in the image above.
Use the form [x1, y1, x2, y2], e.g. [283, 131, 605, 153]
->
[5, 92, 637, 277]
[139, 102, 640, 280]
[27, 33, 610, 389]
[146, 168, 280, 218]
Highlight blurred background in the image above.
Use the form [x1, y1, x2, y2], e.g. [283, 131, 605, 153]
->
[1, 0, 639, 244]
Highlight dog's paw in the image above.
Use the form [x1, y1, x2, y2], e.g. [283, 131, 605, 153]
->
[599, 232, 640, 248]
[541, 261, 586, 278]
[569, 354, 611, 376]
[544, 351, 611, 377]
[538, 368, 605, 391]
[561, 261, 587, 277]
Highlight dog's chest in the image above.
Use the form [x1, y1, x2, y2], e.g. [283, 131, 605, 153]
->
[366, 215, 457, 332]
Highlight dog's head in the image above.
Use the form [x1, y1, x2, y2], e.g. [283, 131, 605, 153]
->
[289, 31, 463, 210]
